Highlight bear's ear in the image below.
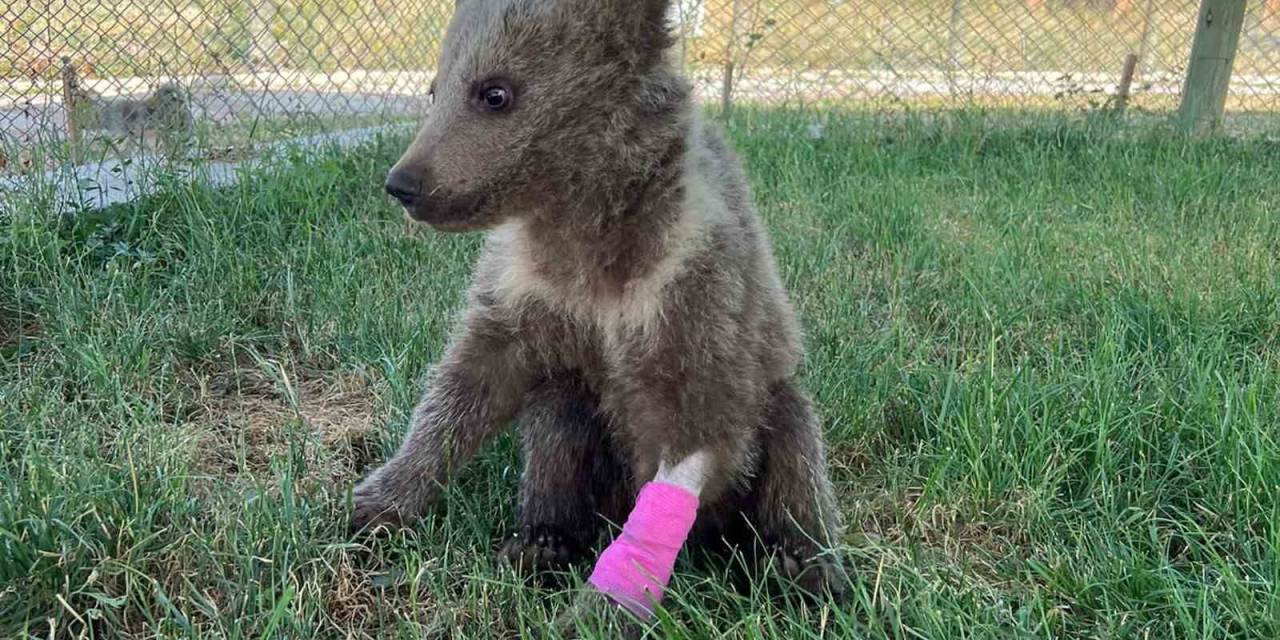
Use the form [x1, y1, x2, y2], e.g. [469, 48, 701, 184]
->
[558, 0, 676, 63]
[611, 0, 676, 58]
[634, 0, 674, 23]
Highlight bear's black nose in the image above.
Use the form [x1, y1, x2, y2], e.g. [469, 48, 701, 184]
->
[384, 168, 421, 206]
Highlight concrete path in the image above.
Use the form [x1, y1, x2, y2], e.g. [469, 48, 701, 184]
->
[0, 123, 412, 214]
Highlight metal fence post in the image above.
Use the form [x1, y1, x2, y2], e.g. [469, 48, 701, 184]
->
[947, 0, 966, 69]
[1136, 0, 1157, 76]
[1177, 0, 1248, 133]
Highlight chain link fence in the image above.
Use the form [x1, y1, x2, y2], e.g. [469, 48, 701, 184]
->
[693, 1, 1280, 110]
[4, 1, 1280, 175]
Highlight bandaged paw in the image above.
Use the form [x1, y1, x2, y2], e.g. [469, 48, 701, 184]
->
[587, 481, 700, 618]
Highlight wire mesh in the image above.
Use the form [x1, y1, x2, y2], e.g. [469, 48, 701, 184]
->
[1, 0, 444, 173]
[688, 0, 1280, 115]
[3, 0, 1279, 174]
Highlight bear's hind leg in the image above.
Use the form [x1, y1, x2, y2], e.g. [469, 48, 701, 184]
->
[740, 380, 850, 599]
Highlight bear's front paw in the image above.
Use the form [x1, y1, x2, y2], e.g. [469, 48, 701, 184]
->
[349, 476, 404, 533]
[500, 524, 583, 576]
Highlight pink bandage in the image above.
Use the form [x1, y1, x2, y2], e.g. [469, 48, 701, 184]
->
[587, 482, 700, 618]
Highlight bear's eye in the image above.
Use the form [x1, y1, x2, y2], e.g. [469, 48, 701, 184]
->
[479, 83, 513, 112]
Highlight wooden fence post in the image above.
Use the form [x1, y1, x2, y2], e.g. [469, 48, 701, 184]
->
[720, 0, 745, 116]
[61, 57, 83, 164]
[1176, 0, 1247, 134]
[1114, 53, 1139, 115]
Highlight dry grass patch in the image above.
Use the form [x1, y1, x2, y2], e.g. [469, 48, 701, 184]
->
[178, 364, 385, 498]
[839, 474, 1038, 595]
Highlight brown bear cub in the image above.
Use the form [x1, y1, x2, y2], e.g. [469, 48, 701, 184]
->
[351, 0, 848, 617]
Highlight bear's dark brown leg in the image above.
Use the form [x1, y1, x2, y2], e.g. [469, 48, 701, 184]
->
[741, 380, 849, 599]
[500, 375, 630, 576]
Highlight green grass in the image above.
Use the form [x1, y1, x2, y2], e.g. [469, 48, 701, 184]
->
[2, 109, 1279, 639]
